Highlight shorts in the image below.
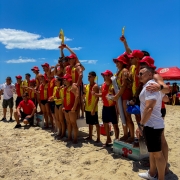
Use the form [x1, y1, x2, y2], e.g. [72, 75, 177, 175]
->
[16, 96, 23, 107]
[143, 126, 164, 152]
[161, 108, 166, 118]
[102, 106, 117, 124]
[85, 111, 99, 125]
[41, 100, 48, 105]
[135, 96, 140, 106]
[2, 97, 14, 108]
[20, 111, 34, 125]
[49, 101, 55, 114]
[55, 104, 62, 109]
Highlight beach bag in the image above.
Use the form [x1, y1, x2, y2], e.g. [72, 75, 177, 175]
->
[126, 105, 140, 114]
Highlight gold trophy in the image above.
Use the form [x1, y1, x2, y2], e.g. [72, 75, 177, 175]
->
[59, 29, 64, 45]
[120, 26, 125, 42]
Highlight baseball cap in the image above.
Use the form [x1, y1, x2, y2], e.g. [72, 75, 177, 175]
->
[30, 79, 36, 83]
[128, 50, 144, 59]
[15, 75, 22, 79]
[62, 74, 72, 82]
[139, 56, 156, 69]
[31, 66, 39, 71]
[41, 63, 50, 68]
[101, 70, 113, 76]
[67, 54, 77, 59]
[113, 55, 128, 65]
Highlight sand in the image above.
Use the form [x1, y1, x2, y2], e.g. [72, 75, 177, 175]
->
[0, 97, 180, 180]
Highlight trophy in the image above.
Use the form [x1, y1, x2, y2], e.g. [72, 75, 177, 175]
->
[120, 26, 125, 42]
[59, 29, 64, 44]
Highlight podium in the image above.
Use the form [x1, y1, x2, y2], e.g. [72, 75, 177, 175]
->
[113, 140, 149, 161]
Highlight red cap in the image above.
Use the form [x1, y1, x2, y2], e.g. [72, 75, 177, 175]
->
[41, 63, 49, 68]
[101, 70, 113, 76]
[128, 50, 144, 59]
[30, 79, 36, 83]
[31, 66, 39, 71]
[139, 56, 156, 69]
[15, 75, 22, 79]
[62, 74, 72, 82]
[67, 54, 77, 59]
[113, 55, 128, 65]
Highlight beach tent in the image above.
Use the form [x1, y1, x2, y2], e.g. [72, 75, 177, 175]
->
[156, 67, 180, 80]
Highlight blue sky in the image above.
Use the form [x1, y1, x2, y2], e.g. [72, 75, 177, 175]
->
[0, 0, 180, 84]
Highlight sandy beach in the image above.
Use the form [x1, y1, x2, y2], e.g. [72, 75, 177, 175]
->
[0, 97, 179, 180]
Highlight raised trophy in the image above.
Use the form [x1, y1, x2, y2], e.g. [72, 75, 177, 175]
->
[120, 26, 125, 41]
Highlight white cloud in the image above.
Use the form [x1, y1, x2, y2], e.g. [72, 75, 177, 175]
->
[0, 28, 81, 50]
[6, 57, 36, 64]
[80, 60, 98, 64]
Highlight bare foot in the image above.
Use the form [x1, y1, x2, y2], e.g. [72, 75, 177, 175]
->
[126, 137, 134, 144]
[95, 138, 100, 143]
[119, 135, 128, 141]
[72, 140, 78, 144]
[85, 136, 92, 140]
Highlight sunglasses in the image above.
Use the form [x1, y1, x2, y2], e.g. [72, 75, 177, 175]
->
[138, 71, 147, 76]
[88, 75, 93, 78]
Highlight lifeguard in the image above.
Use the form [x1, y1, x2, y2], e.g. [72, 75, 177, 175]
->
[62, 74, 79, 144]
[15, 75, 24, 108]
[84, 71, 100, 142]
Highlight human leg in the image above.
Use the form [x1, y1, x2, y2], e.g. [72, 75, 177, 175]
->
[59, 106, 65, 138]
[69, 111, 78, 144]
[64, 111, 72, 141]
[41, 103, 48, 127]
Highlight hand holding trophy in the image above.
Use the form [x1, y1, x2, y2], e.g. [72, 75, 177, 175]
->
[120, 26, 126, 42]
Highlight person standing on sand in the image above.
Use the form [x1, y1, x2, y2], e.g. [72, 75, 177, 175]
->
[14, 92, 36, 128]
[84, 71, 100, 142]
[136, 67, 166, 180]
[31, 66, 42, 113]
[0, 77, 15, 121]
[94, 70, 119, 146]
[62, 74, 79, 144]
[15, 75, 24, 108]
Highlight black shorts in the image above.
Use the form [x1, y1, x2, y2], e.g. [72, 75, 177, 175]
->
[85, 111, 99, 125]
[102, 106, 117, 124]
[49, 101, 55, 114]
[41, 100, 48, 105]
[161, 108, 166, 118]
[16, 96, 23, 107]
[20, 111, 34, 125]
[55, 104, 62, 109]
[143, 126, 164, 152]
[2, 97, 14, 108]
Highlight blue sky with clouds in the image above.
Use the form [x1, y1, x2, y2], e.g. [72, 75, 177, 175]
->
[0, 0, 180, 84]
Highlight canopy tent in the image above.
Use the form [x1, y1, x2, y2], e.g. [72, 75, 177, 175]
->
[156, 67, 180, 80]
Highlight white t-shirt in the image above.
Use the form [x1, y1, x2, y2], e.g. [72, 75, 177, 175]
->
[139, 79, 164, 129]
[0, 83, 15, 100]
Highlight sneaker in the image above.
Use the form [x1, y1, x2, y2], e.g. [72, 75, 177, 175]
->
[138, 170, 157, 180]
[14, 124, 22, 128]
[1, 117, 6, 121]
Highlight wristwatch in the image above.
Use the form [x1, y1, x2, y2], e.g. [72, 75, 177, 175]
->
[138, 123, 144, 128]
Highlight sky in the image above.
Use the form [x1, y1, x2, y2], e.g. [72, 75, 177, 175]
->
[0, 0, 180, 84]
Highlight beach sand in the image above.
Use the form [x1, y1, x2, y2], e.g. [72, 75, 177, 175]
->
[0, 97, 179, 180]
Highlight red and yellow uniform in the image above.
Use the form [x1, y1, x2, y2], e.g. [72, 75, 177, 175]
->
[15, 82, 24, 97]
[85, 83, 98, 112]
[131, 65, 139, 96]
[28, 88, 36, 99]
[48, 78, 55, 98]
[63, 86, 75, 110]
[39, 83, 48, 100]
[53, 86, 63, 105]
[101, 82, 116, 107]
[116, 70, 132, 100]
[65, 66, 79, 83]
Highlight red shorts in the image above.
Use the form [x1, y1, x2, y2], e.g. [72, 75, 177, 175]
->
[122, 88, 132, 100]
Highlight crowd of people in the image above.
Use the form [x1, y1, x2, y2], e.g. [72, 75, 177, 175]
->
[0, 35, 175, 180]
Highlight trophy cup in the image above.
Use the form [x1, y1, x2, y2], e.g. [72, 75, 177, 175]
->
[58, 29, 66, 48]
[120, 26, 125, 42]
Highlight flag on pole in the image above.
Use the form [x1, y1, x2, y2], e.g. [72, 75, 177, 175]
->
[59, 29, 64, 44]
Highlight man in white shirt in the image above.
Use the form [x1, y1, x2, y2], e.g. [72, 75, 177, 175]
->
[136, 67, 166, 180]
[0, 77, 15, 121]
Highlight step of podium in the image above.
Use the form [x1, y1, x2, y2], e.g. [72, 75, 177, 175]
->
[113, 139, 149, 161]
